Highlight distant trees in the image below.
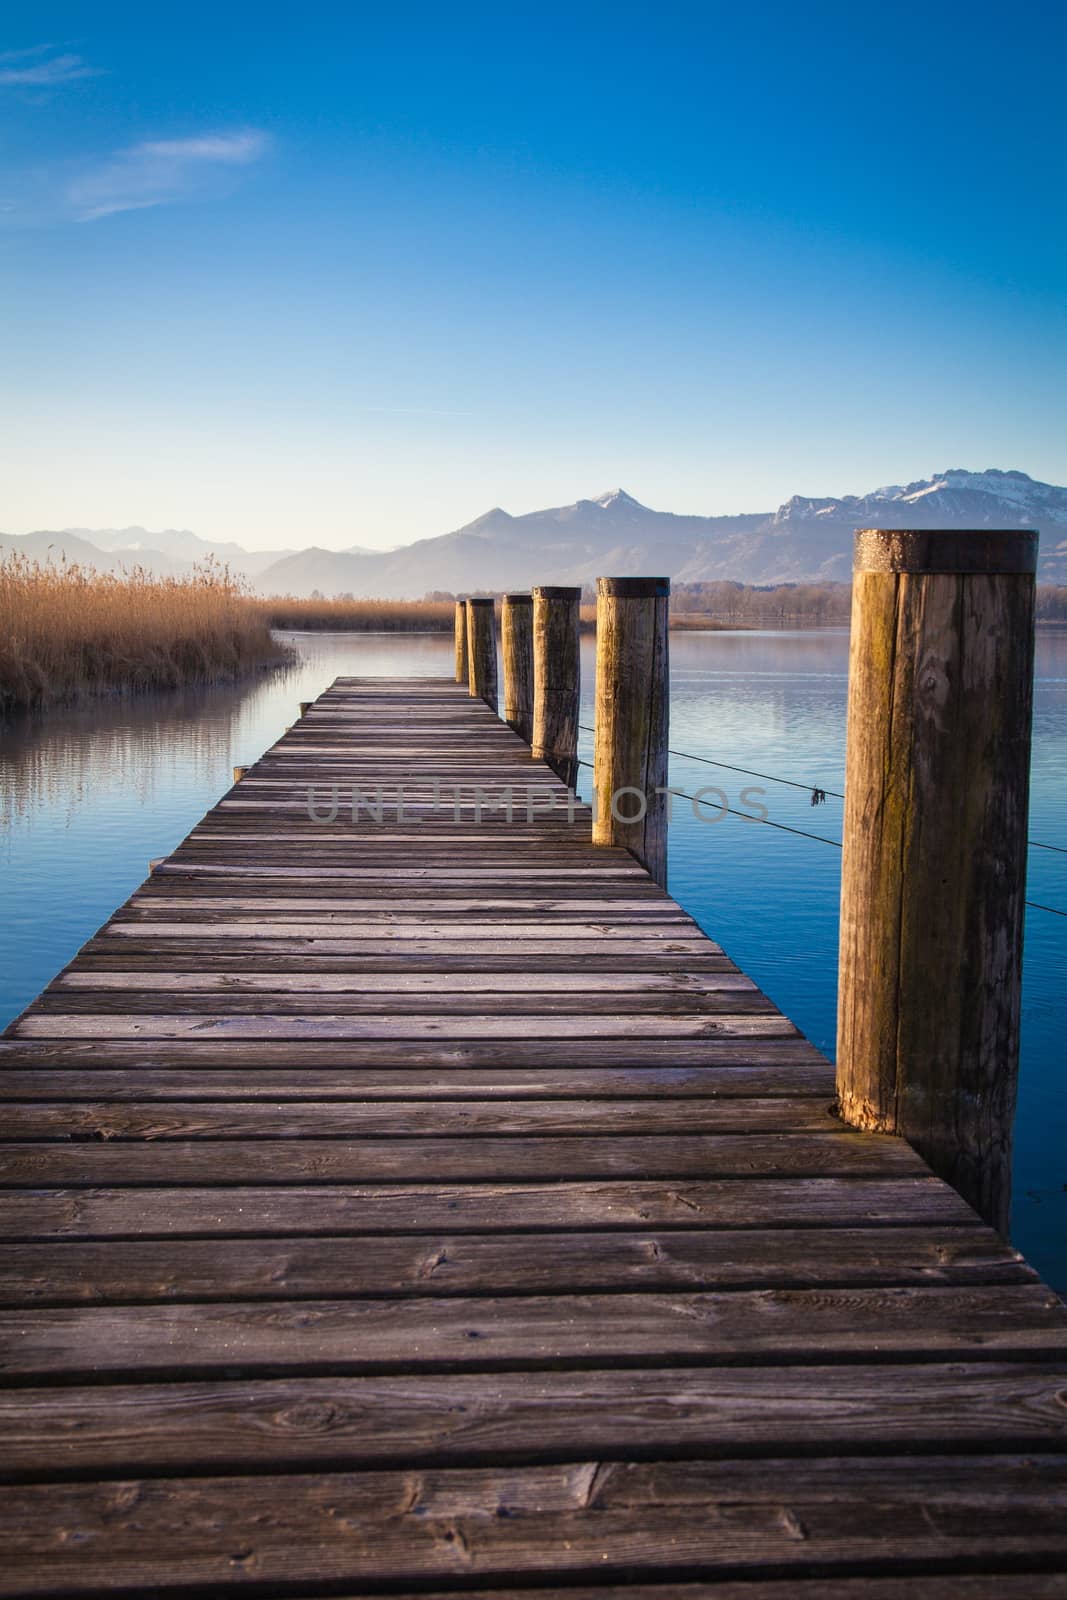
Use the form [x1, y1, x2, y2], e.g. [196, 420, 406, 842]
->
[284, 581, 1066, 627]
[1037, 586, 1067, 621]
[672, 581, 852, 627]
[674, 581, 1067, 627]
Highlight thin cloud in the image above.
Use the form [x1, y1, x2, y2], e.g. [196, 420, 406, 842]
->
[0, 45, 99, 86]
[68, 129, 271, 221]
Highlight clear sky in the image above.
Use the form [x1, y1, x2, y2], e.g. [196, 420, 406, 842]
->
[2, 1, 1065, 551]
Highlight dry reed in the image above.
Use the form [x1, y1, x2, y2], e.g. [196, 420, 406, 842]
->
[1, 555, 284, 714]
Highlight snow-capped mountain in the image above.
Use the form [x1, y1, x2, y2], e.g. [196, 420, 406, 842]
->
[253, 468, 1067, 595]
[4, 470, 1064, 595]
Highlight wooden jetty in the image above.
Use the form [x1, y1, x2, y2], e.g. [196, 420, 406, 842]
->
[2, 675, 1066, 1596]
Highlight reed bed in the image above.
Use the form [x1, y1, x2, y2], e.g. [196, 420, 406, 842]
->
[257, 597, 455, 632]
[1, 555, 284, 714]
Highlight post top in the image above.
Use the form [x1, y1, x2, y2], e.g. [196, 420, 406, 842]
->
[466, 595, 496, 606]
[596, 576, 670, 597]
[503, 591, 533, 604]
[532, 585, 582, 600]
[854, 529, 1038, 575]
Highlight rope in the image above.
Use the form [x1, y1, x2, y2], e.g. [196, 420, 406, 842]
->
[575, 757, 1067, 915]
[578, 724, 1067, 854]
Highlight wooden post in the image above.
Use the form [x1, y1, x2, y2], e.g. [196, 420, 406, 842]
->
[465, 597, 498, 711]
[454, 599, 469, 685]
[299, 701, 312, 717]
[532, 585, 581, 787]
[592, 577, 670, 888]
[232, 766, 247, 783]
[501, 593, 534, 744]
[836, 528, 1037, 1237]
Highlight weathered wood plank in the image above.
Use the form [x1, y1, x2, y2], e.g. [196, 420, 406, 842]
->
[0, 1178, 975, 1239]
[0, 1130, 927, 1185]
[4, 1285, 1064, 1379]
[54, 969, 756, 992]
[0, 1096, 837, 1139]
[0, 1037, 830, 1067]
[12, 1012, 798, 1039]
[29, 993, 777, 1019]
[1, 1371, 1065, 1477]
[0, 1228, 1029, 1306]
[0, 1062, 838, 1100]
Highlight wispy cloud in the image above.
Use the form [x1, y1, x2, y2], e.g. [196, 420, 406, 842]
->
[68, 129, 271, 221]
[0, 44, 100, 87]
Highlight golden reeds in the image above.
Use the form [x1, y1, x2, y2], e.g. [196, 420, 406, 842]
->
[0, 554, 284, 714]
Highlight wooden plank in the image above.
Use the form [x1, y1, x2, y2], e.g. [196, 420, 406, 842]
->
[4, 1285, 1065, 1379]
[29, 994, 777, 1019]
[54, 969, 757, 993]
[0, 1037, 830, 1067]
[12, 1013, 798, 1039]
[0, 1062, 839, 1101]
[69, 949, 742, 974]
[0, 1131, 927, 1185]
[0, 1178, 977, 1238]
[0, 1097, 838, 1139]
[1, 1370, 1065, 1476]
[126, 899, 685, 917]
[0, 1228, 1031, 1306]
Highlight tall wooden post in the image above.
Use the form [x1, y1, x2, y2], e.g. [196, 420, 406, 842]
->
[592, 576, 670, 888]
[501, 593, 534, 744]
[465, 597, 498, 711]
[836, 528, 1037, 1237]
[532, 585, 581, 787]
[454, 599, 469, 685]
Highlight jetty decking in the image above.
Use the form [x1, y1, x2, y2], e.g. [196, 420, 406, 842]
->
[2, 675, 1066, 1597]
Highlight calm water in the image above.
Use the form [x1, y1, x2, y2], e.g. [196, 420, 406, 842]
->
[2, 628, 1065, 1289]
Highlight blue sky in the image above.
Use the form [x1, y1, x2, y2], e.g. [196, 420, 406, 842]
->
[2, 0, 1065, 550]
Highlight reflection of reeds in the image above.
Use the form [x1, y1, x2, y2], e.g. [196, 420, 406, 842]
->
[256, 598, 454, 632]
[1, 555, 284, 713]
[0, 678, 255, 825]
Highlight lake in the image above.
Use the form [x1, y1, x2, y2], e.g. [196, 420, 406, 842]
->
[2, 627, 1064, 1290]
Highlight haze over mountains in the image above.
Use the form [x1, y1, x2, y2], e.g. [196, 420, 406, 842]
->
[4, 470, 1066, 596]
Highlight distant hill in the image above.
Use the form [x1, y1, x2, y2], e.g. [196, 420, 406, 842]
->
[0, 525, 293, 580]
[254, 470, 1067, 595]
[4, 470, 1065, 595]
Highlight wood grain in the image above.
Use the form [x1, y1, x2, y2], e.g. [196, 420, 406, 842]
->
[837, 540, 1036, 1234]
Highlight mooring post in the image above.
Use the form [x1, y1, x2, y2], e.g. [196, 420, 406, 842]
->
[299, 701, 312, 717]
[232, 766, 247, 783]
[465, 597, 498, 711]
[532, 585, 581, 786]
[836, 528, 1037, 1236]
[592, 576, 670, 888]
[501, 593, 534, 744]
[454, 599, 469, 685]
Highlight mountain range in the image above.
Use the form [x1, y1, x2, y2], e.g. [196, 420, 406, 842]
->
[4, 469, 1065, 596]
